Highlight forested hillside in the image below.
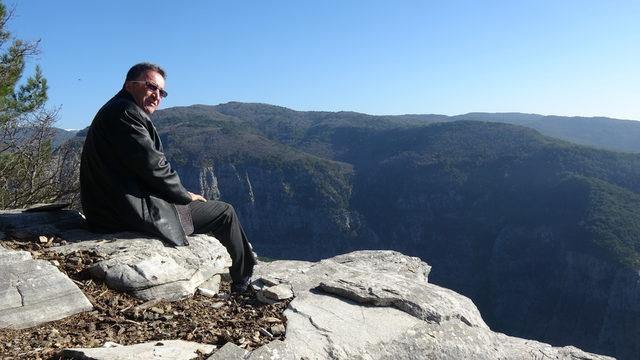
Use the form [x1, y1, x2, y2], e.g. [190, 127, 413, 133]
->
[145, 103, 640, 359]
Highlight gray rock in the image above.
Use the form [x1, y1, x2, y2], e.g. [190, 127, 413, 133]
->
[246, 340, 295, 360]
[206, 340, 295, 360]
[0, 247, 32, 265]
[318, 260, 485, 327]
[48, 231, 232, 301]
[256, 290, 278, 305]
[270, 324, 286, 336]
[198, 274, 221, 296]
[252, 260, 316, 291]
[0, 209, 85, 239]
[61, 340, 216, 359]
[2, 209, 233, 302]
[0, 246, 93, 329]
[254, 276, 279, 288]
[327, 250, 432, 283]
[262, 283, 293, 301]
[207, 342, 248, 359]
[197, 288, 217, 298]
[361, 320, 611, 360]
[252, 250, 613, 360]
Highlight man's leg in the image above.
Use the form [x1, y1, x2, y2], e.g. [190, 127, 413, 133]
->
[189, 200, 256, 286]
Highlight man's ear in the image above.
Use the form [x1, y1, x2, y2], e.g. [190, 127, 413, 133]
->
[124, 81, 132, 92]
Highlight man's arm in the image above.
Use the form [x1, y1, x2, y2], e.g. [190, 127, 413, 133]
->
[106, 108, 193, 204]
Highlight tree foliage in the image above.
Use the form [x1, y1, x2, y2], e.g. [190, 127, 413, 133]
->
[0, 2, 79, 209]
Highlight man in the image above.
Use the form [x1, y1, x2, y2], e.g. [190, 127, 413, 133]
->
[80, 63, 255, 293]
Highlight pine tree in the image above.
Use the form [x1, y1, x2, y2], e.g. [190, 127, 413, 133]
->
[0, 2, 78, 209]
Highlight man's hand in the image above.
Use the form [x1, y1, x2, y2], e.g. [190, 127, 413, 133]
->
[189, 192, 207, 202]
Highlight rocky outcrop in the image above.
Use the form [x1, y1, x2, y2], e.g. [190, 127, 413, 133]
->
[0, 210, 231, 306]
[0, 209, 614, 359]
[57, 250, 611, 360]
[50, 230, 231, 301]
[0, 208, 86, 239]
[0, 246, 93, 329]
[246, 250, 612, 360]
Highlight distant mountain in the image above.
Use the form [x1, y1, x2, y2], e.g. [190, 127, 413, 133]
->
[77, 102, 640, 359]
[12, 127, 78, 148]
[159, 103, 640, 154]
[452, 112, 640, 153]
[53, 128, 78, 147]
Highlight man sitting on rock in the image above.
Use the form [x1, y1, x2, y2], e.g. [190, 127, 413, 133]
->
[79, 62, 256, 293]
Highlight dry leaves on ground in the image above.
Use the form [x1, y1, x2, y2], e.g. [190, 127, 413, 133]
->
[0, 238, 290, 360]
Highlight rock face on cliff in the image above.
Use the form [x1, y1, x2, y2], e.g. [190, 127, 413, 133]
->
[247, 251, 612, 360]
[173, 161, 364, 260]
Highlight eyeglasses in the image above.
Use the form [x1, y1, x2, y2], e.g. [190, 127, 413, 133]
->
[129, 80, 168, 98]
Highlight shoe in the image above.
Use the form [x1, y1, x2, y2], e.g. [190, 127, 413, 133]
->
[231, 276, 252, 294]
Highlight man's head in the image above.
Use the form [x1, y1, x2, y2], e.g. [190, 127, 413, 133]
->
[123, 63, 167, 114]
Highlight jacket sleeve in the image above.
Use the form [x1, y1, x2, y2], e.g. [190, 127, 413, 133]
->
[107, 108, 193, 205]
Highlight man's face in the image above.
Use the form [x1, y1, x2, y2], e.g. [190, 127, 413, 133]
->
[124, 70, 166, 114]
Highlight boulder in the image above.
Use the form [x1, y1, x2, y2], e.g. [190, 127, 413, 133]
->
[262, 283, 294, 301]
[0, 208, 85, 239]
[255, 282, 294, 304]
[60, 340, 216, 360]
[1, 208, 233, 302]
[0, 246, 93, 329]
[317, 251, 482, 327]
[49, 230, 232, 301]
[197, 274, 222, 297]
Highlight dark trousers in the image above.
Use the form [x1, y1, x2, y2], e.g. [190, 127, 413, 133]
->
[188, 200, 256, 283]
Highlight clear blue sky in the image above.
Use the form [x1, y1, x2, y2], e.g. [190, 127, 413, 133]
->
[6, 0, 640, 129]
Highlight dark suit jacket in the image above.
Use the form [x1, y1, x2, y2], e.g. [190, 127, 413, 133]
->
[80, 89, 192, 245]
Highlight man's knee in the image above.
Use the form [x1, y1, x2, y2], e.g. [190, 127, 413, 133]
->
[221, 202, 237, 222]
